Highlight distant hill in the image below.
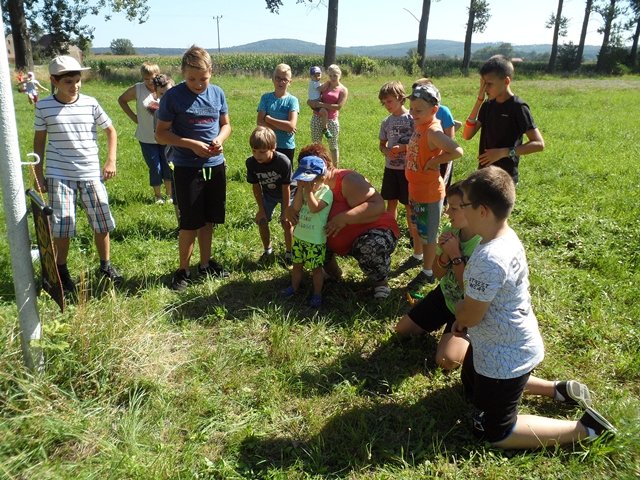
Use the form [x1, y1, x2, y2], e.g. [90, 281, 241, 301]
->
[92, 39, 600, 60]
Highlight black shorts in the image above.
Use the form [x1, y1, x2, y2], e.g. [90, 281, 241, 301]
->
[461, 345, 530, 443]
[381, 168, 409, 205]
[407, 286, 455, 334]
[174, 164, 226, 230]
[276, 147, 295, 163]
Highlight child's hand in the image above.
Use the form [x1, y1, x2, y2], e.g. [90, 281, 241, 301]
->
[478, 78, 487, 101]
[424, 158, 440, 171]
[209, 140, 223, 156]
[439, 233, 461, 259]
[477, 148, 507, 167]
[452, 320, 468, 338]
[389, 145, 402, 158]
[102, 159, 117, 181]
[255, 210, 267, 226]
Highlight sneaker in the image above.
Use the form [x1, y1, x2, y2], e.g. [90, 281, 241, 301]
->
[281, 285, 296, 297]
[258, 251, 275, 266]
[323, 128, 333, 139]
[555, 380, 592, 409]
[154, 196, 165, 204]
[166, 197, 174, 205]
[579, 407, 617, 438]
[399, 255, 423, 272]
[283, 253, 293, 267]
[171, 269, 191, 291]
[99, 264, 124, 284]
[198, 259, 230, 278]
[59, 273, 76, 292]
[309, 294, 323, 307]
[406, 271, 435, 293]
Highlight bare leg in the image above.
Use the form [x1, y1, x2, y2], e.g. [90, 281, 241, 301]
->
[435, 333, 469, 370]
[178, 229, 197, 271]
[281, 218, 293, 252]
[164, 180, 173, 197]
[153, 185, 162, 199]
[386, 199, 398, 219]
[422, 242, 437, 271]
[405, 205, 422, 256]
[320, 108, 329, 130]
[311, 266, 324, 297]
[54, 237, 71, 265]
[291, 263, 303, 291]
[493, 415, 588, 449]
[323, 256, 342, 280]
[94, 232, 110, 261]
[197, 222, 213, 266]
[395, 313, 426, 336]
[523, 375, 556, 399]
[258, 222, 271, 250]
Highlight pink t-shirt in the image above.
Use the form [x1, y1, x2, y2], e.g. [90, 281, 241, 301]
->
[314, 85, 343, 120]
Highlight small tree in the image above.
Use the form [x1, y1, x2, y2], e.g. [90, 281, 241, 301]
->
[110, 38, 136, 55]
[545, 0, 570, 73]
[462, 0, 491, 69]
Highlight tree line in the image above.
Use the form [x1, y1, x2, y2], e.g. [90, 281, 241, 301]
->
[3, 0, 640, 74]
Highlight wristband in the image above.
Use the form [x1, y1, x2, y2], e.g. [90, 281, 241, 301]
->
[465, 119, 477, 128]
[477, 97, 484, 102]
[437, 254, 451, 269]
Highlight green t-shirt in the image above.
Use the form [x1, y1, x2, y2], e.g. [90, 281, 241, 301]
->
[293, 184, 334, 245]
[436, 222, 482, 313]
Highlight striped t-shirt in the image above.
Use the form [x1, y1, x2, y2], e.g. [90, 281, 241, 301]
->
[34, 94, 112, 181]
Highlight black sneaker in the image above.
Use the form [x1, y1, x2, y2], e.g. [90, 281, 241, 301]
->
[399, 255, 423, 272]
[257, 251, 275, 266]
[99, 264, 124, 284]
[579, 407, 617, 438]
[171, 269, 191, 291]
[555, 380, 592, 409]
[198, 260, 230, 278]
[406, 271, 435, 293]
[283, 254, 293, 267]
[59, 273, 76, 292]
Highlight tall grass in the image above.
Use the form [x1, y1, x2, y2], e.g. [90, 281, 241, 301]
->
[0, 74, 639, 478]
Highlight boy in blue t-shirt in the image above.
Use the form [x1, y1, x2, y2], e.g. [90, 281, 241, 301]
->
[246, 126, 296, 266]
[281, 156, 333, 308]
[257, 63, 299, 162]
[156, 46, 231, 291]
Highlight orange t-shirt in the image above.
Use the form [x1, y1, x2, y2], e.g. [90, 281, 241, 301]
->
[405, 119, 445, 203]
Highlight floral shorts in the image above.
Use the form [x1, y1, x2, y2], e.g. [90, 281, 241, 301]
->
[292, 237, 326, 270]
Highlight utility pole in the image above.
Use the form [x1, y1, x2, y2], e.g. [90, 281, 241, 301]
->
[213, 15, 222, 54]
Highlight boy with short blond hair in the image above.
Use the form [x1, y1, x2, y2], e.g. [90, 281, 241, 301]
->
[156, 45, 231, 291]
[257, 63, 299, 162]
[404, 83, 463, 294]
[246, 126, 296, 266]
[453, 166, 615, 449]
[462, 55, 545, 184]
[33, 56, 123, 291]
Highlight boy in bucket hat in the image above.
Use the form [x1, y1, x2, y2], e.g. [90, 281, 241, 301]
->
[33, 56, 123, 292]
[281, 155, 333, 307]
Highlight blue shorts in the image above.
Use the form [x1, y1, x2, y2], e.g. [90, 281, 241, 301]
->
[409, 198, 443, 244]
[262, 190, 294, 223]
[47, 178, 115, 237]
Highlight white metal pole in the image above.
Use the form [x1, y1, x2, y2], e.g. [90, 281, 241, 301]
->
[0, 7, 44, 372]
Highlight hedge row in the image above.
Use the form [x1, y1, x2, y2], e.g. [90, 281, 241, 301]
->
[83, 53, 619, 79]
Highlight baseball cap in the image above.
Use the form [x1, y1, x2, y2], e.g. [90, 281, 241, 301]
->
[49, 56, 91, 75]
[292, 155, 327, 182]
[310, 66, 322, 75]
[411, 83, 441, 105]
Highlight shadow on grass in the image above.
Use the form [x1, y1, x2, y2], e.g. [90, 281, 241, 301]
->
[237, 385, 474, 477]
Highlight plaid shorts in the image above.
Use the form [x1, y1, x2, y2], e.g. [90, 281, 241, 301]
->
[47, 178, 115, 237]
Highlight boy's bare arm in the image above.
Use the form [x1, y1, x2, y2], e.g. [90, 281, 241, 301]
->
[252, 183, 267, 224]
[292, 183, 304, 212]
[425, 130, 464, 171]
[316, 81, 330, 92]
[305, 188, 328, 214]
[261, 110, 298, 134]
[477, 128, 545, 167]
[33, 130, 48, 192]
[462, 78, 486, 140]
[454, 295, 490, 329]
[102, 125, 117, 181]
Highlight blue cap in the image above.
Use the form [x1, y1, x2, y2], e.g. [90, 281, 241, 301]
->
[310, 66, 322, 75]
[292, 156, 327, 182]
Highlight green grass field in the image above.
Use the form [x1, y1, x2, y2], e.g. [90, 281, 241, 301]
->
[1, 72, 639, 479]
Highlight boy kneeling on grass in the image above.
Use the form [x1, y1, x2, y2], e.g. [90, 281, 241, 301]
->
[453, 166, 615, 449]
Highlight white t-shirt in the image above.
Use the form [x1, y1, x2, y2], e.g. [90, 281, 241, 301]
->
[34, 94, 112, 181]
[464, 229, 544, 379]
[308, 80, 322, 101]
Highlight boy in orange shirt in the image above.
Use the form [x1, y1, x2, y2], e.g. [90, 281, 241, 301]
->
[404, 83, 463, 293]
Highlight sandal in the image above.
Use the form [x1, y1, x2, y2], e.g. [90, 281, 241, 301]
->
[281, 285, 296, 297]
[373, 285, 391, 302]
[309, 294, 323, 308]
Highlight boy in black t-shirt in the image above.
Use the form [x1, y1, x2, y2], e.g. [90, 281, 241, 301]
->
[246, 126, 297, 266]
[462, 55, 545, 185]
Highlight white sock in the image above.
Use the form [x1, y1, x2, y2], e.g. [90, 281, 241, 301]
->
[422, 269, 433, 276]
[584, 426, 597, 440]
[265, 247, 273, 255]
[412, 253, 423, 260]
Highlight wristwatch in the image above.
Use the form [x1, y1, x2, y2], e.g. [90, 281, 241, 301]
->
[452, 257, 466, 266]
[509, 148, 517, 158]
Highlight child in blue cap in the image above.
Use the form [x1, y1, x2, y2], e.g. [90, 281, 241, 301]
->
[281, 155, 334, 307]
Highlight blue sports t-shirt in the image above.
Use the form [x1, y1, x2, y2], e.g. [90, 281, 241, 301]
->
[257, 92, 299, 150]
[436, 104, 455, 130]
[157, 82, 228, 168]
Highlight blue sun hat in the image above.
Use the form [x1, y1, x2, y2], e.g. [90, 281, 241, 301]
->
[292, 155, 327, 181]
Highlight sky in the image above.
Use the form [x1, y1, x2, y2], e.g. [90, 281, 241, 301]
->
[85, 0, 609, 50]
